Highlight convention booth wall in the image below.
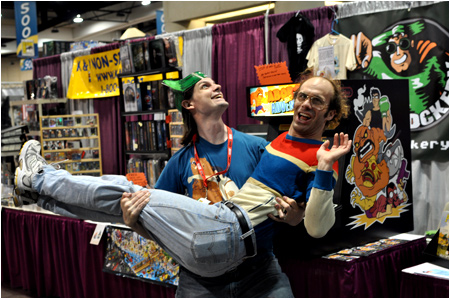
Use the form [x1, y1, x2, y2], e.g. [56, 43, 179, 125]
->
[25, 1, 448, 286]
[31, 1, 447, 236]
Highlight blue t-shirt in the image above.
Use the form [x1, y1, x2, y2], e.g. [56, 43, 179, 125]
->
[155, 128, 268, 201]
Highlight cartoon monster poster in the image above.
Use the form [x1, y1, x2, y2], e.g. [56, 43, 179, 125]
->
[273, 79, 414, 258]
[340, 79, 413, 233]
[336, 1, 449, 162]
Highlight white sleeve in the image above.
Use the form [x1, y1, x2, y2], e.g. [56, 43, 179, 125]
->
[304, 187, 335, 238]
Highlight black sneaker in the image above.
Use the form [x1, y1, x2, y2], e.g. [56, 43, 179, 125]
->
[13, 189, 39, 207]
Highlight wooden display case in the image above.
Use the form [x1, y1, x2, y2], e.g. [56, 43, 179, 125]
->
[39, 114, 103, 176]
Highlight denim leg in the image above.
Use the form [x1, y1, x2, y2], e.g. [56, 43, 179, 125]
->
[37, 195, 125, 224]
[138, 189, 256, 278]
[236, 256, 293, 298]
[32, 165, 144, 216]
[175, 257, 293, 297]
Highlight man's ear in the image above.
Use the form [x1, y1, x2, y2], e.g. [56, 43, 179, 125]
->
[181, 100, 193, 110]
[326, 110, 336, 121]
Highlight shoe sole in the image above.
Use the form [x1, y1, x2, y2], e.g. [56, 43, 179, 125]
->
[13, 188, 24, 207]
[13, 188, 39, 207]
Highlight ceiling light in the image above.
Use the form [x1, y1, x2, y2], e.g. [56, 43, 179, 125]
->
[73, 14, 83, 23]
[195, 3, 275, 23]
[142, 1, 151, 6]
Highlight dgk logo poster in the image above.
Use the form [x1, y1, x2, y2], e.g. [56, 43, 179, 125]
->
[341, 79, 413, 233]
[337, 2, 449, 161]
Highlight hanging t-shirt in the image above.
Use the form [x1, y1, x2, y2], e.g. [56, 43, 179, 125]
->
[306, 34, 357, 79]
[276, 13, 315, 81]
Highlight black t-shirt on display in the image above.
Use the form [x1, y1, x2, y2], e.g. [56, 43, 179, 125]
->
[277, 13, 315, 81]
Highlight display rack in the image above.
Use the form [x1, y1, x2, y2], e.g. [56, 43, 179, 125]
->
[118, 68, 182, 185]
[168, 109, 184, 155]
[39, 113, 103, 176]
[9, 98, 68, 136]
[1, 125, 29, 157]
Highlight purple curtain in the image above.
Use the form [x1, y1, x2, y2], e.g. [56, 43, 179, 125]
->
[33, 54, 63, 98]
[90, 42, 125, 175]
[1, 208, 176, 298]
[211, 16, 266, 128]
[268, 6, 338, 67]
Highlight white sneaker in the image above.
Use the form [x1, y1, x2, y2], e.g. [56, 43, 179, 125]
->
[15, 140, 48, 193]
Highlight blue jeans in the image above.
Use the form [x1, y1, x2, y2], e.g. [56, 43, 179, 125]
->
[33, 166, 257, 278]
[175, 256, 293, 298]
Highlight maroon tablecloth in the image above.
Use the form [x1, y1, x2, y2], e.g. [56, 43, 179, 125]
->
[278, 236, 428, 297]
[1, 207, 176, 298]
[2, 207, 429, 298]
[400, 271, 449, 298]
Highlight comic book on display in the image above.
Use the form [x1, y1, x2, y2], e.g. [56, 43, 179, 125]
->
[137, 81, 165, 111]
[125, 120, 162, 152]
[157, 81, 168, 109]
[103, 226, 178, 287]
[148, 39, 165, 70]
[122, 82, 142, 112]
[150, 81, 160, 110]
[130, 41, 146, 73]
[139, 82, 154, 111]
[323, 239, 409, 261]
[120, 43, 132, 74]
[126, 157, 165, 187]
[161, 37, 178, 67]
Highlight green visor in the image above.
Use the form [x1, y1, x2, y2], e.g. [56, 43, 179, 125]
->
[162, 71, 207, 111]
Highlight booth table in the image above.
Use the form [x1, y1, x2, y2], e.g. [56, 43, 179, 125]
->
[399, 263, 449, 298]
[2, 207, 428, 298]
[1, 207, 175, 298]
[278, 235, 427, 297]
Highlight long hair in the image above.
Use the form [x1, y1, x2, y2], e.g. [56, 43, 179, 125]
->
[180, 86, 197, 146]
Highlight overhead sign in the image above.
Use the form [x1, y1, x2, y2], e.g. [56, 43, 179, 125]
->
[67, 49, 122, 99]
[20, 58, 33, 71]
[14, 1, 38, 58]
[156, 10, 165, 35]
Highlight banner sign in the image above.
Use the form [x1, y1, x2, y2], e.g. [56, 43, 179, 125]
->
[67, 49, 122, 99]
[336, 2, 449, 161]
[14, 1, 38, 58]
[20, 58, 33, 71]
[156, 10, 165, 35]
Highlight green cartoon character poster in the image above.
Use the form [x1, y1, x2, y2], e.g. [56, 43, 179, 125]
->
[337, 2, 449, 161]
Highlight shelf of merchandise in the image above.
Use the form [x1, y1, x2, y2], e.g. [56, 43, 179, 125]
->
[39, 113, 103, 176]
[118, 68, 182, 158]
[167, 109, 184, 155]
[9, 98, 68, 127]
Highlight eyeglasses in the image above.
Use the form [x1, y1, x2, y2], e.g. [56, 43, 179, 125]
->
[386, 38, 411, 54]
[296, 92, 328, 111]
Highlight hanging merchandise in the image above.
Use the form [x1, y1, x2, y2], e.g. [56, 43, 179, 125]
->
[306, 10, 356, 80]
[276, 12, 315, 82]
[306, 31, 357, 79]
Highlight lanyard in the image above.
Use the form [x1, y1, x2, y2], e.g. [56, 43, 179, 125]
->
[192, 126, 233, 189]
